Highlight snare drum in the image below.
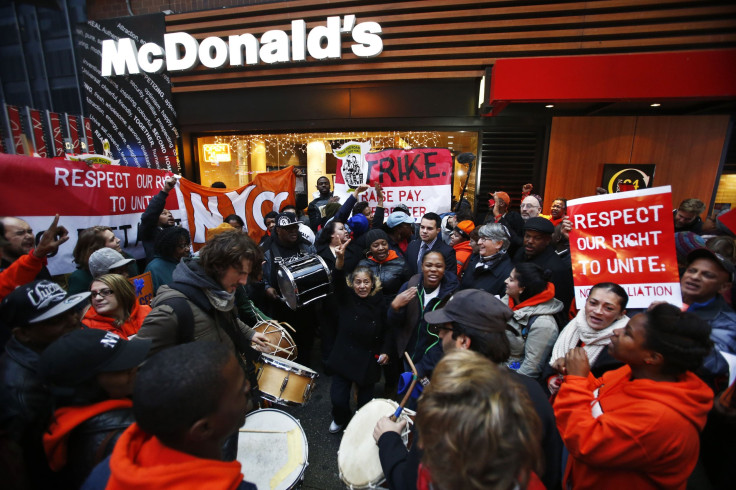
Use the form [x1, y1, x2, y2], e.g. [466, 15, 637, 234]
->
[338, 398, 412, 489]
[276, 254, 332, 310]
[237, 409, 308, 490]
[257, 354, 318, 406]
[253, 321, 297, 360]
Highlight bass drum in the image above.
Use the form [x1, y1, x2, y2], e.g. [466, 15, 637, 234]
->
[276, 254, 332, 310]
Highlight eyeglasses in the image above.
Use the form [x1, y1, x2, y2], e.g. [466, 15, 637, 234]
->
[428, 323, 455, 335]
[90, 288, 114, 298]
[176, 242, 191, 249]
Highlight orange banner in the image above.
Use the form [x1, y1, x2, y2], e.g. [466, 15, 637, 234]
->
[567, 186, 681, 309]
[175, 168, 295, 250]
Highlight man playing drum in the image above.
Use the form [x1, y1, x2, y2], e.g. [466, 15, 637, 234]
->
[373, 289, 561, 489]
[262, 212, 320, 367]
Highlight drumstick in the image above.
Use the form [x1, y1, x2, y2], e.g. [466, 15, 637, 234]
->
[391, 352, 418, 422]
[280, 321, 297, 333]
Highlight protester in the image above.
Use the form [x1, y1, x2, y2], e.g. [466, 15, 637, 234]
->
[448, 220, 474, 277]
[327, 239, 391, 433]
[375, 289, 562, 490]
[138, 176, 177, 261]
[308, 176, 337, 233]
[548, 198, 567, 227]
[0, 217, 53, 280]
[554, 303, 714, 489]
[357, 229, 408, 305]
[88, 248, 134, 279]
[405, 212, 457, 278]
[674, 198, 706, 234]
[68, 226, 138, 295]
[520, 194, 544, 221]
[503, 263, 564, 379]
[389, 251, 458, 382]
[460, 223, 513, 296]
[83, 274, 151, 339]
[0, 280, 89, 488]
[0, 215, 68, 301]
[144, 226, 192, 294]
[546, 283, 629, 395]
[83, 342, 257, 489]
[484, 191, 524, 255]
[416, 350, 544, 490]
[513, 216, 574, 312]
[383, 211, 414, 258]
[223, 214, 245, 232]
[40, 329, 150, 487]
[258, 211, 279, 249]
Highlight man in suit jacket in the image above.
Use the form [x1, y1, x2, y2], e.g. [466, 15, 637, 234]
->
[405, 213, 457, 278]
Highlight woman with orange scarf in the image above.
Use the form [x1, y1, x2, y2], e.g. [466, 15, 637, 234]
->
[357, 229, 409, 306]
[83, 274, 152, 339]
[502, 263, 564, 379]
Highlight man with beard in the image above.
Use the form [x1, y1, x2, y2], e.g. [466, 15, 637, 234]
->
[512, 217, 574, 313]
[520, 194, 544, 221]
[263, 212, 319, 366]
[0, 216, 54, 281]
[375, 289, 561, 490]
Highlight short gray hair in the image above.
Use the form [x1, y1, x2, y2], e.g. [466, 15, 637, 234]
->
[477, 223, 510, 251]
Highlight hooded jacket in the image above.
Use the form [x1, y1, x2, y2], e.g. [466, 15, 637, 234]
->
[83, 423, 255, 490]
[451, 240, 474, 277]
[503, 284, 564, 378]
[83, 301, 152, 339]
[554, 365, 713, 490]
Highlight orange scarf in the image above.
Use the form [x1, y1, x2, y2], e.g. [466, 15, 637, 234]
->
[369, 249, 399, 264]
[508, 282, 556, 311]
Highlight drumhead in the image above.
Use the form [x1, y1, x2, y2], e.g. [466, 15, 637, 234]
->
[261, 354, 318, 378]
[338, 398, 405, 489]
[238, 409, 308, 490]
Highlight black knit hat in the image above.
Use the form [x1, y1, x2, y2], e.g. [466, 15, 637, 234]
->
[364, 229, 390, 247]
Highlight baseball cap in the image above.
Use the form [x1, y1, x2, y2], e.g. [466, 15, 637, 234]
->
[40, 329, 151, 386]
[454, 220, 475, 238]
[0, 280, 90, 327]
[687, 248, 736, 282]
[298, 222, 315, 245]
[394, 204, 411, 216]
[275, 212, 299, 228]
[424, 289, 512, 333]
[524, 217, 555, 235]
[387, 211, 415, 228]
[88, 247, 134, 278]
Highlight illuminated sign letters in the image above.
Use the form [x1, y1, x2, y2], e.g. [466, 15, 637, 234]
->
[101, 15, 383, 77]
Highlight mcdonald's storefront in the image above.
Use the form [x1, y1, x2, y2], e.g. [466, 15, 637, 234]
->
[86, 0, 736, 219]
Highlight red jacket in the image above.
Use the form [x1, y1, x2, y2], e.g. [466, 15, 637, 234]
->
[554, 365, 713, 489]
[83, 301, 152, 339]
[106, 423, 245, 490]
[0, 251, 46, 300]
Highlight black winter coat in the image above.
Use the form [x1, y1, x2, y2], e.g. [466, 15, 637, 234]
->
[327, 269, 392, 386]
[460, 253, 513, 297]
[357, 255, 409, 303]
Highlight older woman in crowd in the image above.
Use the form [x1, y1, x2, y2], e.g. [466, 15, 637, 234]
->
[460, 223, 513, 296]
[83, 274, 151, 339]
[554, 303, 714, 489]
[502, 263, 563, 379]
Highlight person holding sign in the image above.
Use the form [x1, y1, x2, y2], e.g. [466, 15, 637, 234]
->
[545, 283, 629, 395]
[83, 274, 151, 340]
[503, 263, 564, 379]
[554, 304, 714, 489]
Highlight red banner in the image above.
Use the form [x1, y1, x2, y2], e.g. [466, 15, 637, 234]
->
[0, 153, 177, 275]
[175, 168, 295, 250]
[567, 186, 681, 309]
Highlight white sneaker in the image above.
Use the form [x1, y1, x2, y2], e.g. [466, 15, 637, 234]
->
[329, 420, 344, 434]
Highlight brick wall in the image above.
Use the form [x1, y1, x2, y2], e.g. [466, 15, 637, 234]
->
[87, 0, 285, 21]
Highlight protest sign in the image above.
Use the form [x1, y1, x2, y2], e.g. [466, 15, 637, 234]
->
[567, 186, 681, 309]
[334, 146, 452, 219]
[129, 271, 153, 305]
[174, 167, 295, 250]
[0, 153, 177, 275]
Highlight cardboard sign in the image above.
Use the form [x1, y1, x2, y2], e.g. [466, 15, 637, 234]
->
[334, 147, 453, 219]
[567, 186, 681, 309]
[129, 271, 153, 305]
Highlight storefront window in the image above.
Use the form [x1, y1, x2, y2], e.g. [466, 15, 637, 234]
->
[195, 130, 478, 212]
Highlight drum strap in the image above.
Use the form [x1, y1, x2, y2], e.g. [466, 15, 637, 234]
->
[158, 295, 197, 345]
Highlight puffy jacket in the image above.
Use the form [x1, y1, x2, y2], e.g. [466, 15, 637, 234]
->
[503, 293, 564, 378]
